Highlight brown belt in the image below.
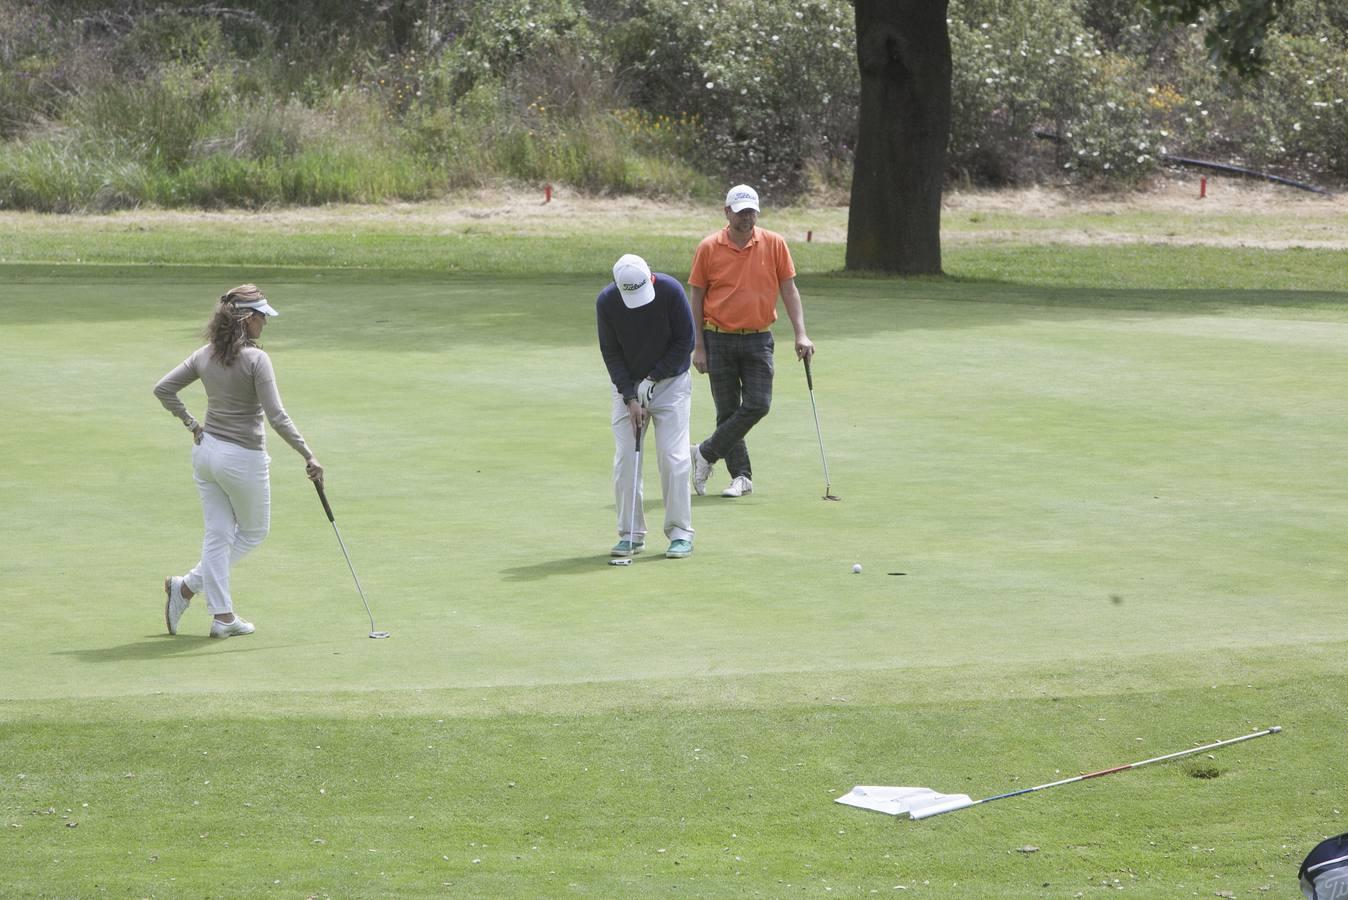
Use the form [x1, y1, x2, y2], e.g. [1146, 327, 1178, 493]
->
[704, 321, 771, 334]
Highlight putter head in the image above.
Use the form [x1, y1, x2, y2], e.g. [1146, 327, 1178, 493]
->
[608, 558, 633, 566]
[369, 630, 391, 639]
[823, 493, 841, 501]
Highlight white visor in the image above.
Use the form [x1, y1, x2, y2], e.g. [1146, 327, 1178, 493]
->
[234, 297, 279, 316]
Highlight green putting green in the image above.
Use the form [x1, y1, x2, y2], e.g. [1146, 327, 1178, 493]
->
[2, 223, 1346, 895]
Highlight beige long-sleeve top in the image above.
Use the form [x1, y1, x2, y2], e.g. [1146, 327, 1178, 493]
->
[154, 345, 312, 459]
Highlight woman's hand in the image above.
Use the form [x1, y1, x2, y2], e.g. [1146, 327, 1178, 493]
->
[192, 424, 204, 445]
[305, 457, 324, 485]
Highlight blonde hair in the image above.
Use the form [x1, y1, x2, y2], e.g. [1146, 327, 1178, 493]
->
[205, 283, 264, 365]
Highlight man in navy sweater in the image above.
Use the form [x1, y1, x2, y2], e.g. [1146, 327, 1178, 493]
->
[597, 253, 696, 559]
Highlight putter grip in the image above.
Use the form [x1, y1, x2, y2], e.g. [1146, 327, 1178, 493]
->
[314, 481, 335, 523]
[804, 355, 814, 390]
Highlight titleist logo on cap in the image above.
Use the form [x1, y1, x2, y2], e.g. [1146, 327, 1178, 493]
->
[725, 184, 759, 211]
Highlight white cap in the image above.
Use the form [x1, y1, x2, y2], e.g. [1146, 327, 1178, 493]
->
[725, 184, 759, 213]
[613, 254, 656, 309]
[234, 295, 280, 316]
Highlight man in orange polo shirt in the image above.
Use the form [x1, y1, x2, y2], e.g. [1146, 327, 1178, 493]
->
[688, 184, 815, 498]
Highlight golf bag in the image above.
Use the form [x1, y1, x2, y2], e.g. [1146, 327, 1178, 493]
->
[1300, 832, 1348, 899]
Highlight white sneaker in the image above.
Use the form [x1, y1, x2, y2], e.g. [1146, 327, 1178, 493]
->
[721, 475, 753, 498]
[692, 443, 714, 496]
[164, 576, 190, 635]
[210, 616, 255, 639]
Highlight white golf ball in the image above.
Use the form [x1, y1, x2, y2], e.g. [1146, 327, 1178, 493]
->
[852, 563, 862, 574]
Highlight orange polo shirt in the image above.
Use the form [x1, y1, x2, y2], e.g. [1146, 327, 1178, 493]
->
[688, 226, 796, 332]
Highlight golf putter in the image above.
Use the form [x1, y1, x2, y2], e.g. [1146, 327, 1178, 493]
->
[803, 356, 840, 500]
[314, 481, 390, 638]
[609, 420, 645, 567]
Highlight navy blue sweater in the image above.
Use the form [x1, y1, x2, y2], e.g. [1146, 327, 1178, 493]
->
[597, 272, 695, 403]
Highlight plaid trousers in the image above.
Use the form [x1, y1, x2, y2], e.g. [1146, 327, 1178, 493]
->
[699, 330, 774, 478]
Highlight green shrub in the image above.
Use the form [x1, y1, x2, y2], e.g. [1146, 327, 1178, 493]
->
[605, 0, 858, 196]
[67, 62, 231, 169]
[949, 0, 1163, 185]
[0, 4, 76, 137]
[1231, 31, 1348, 178]
[2, 0, 1344, 211]
[1061, 54, 1164, 182]
[115, 10, 227, 73]
[0, 136, 148, 213]
[1087, 0, 1348, 184]
[414, 0, 604, 116]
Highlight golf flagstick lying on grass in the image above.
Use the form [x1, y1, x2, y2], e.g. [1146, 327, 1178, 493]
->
[837, 726, 1281, 820]
[314, 481, 390, 639]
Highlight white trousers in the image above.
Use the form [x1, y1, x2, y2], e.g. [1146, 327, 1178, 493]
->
[185, 433, 271, 614]
[611, 370, 693, 543]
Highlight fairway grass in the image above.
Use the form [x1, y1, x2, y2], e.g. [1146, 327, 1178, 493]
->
[2, 200, 1347, 896]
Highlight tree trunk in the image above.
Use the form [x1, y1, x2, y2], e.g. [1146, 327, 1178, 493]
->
[846, 0, 952, 275]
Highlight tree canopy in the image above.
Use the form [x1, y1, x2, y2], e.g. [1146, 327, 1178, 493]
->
[1144, 0, 1288, 75]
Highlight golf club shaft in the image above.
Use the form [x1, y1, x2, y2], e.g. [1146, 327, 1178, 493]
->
[626, 420, 644, 547]
[315, 482, 380, 632]
[978, 726, 1282, 806]
[329, 520, 377, 631]
[803, 357, 833, 493]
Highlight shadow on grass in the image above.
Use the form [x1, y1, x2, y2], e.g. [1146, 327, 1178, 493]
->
[500, 555, 616, 582]
[54, 635, 272, 662]
[5, 259, 1345, 351]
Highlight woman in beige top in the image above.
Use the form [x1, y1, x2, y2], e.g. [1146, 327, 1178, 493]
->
[154, 284, 323, 638]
